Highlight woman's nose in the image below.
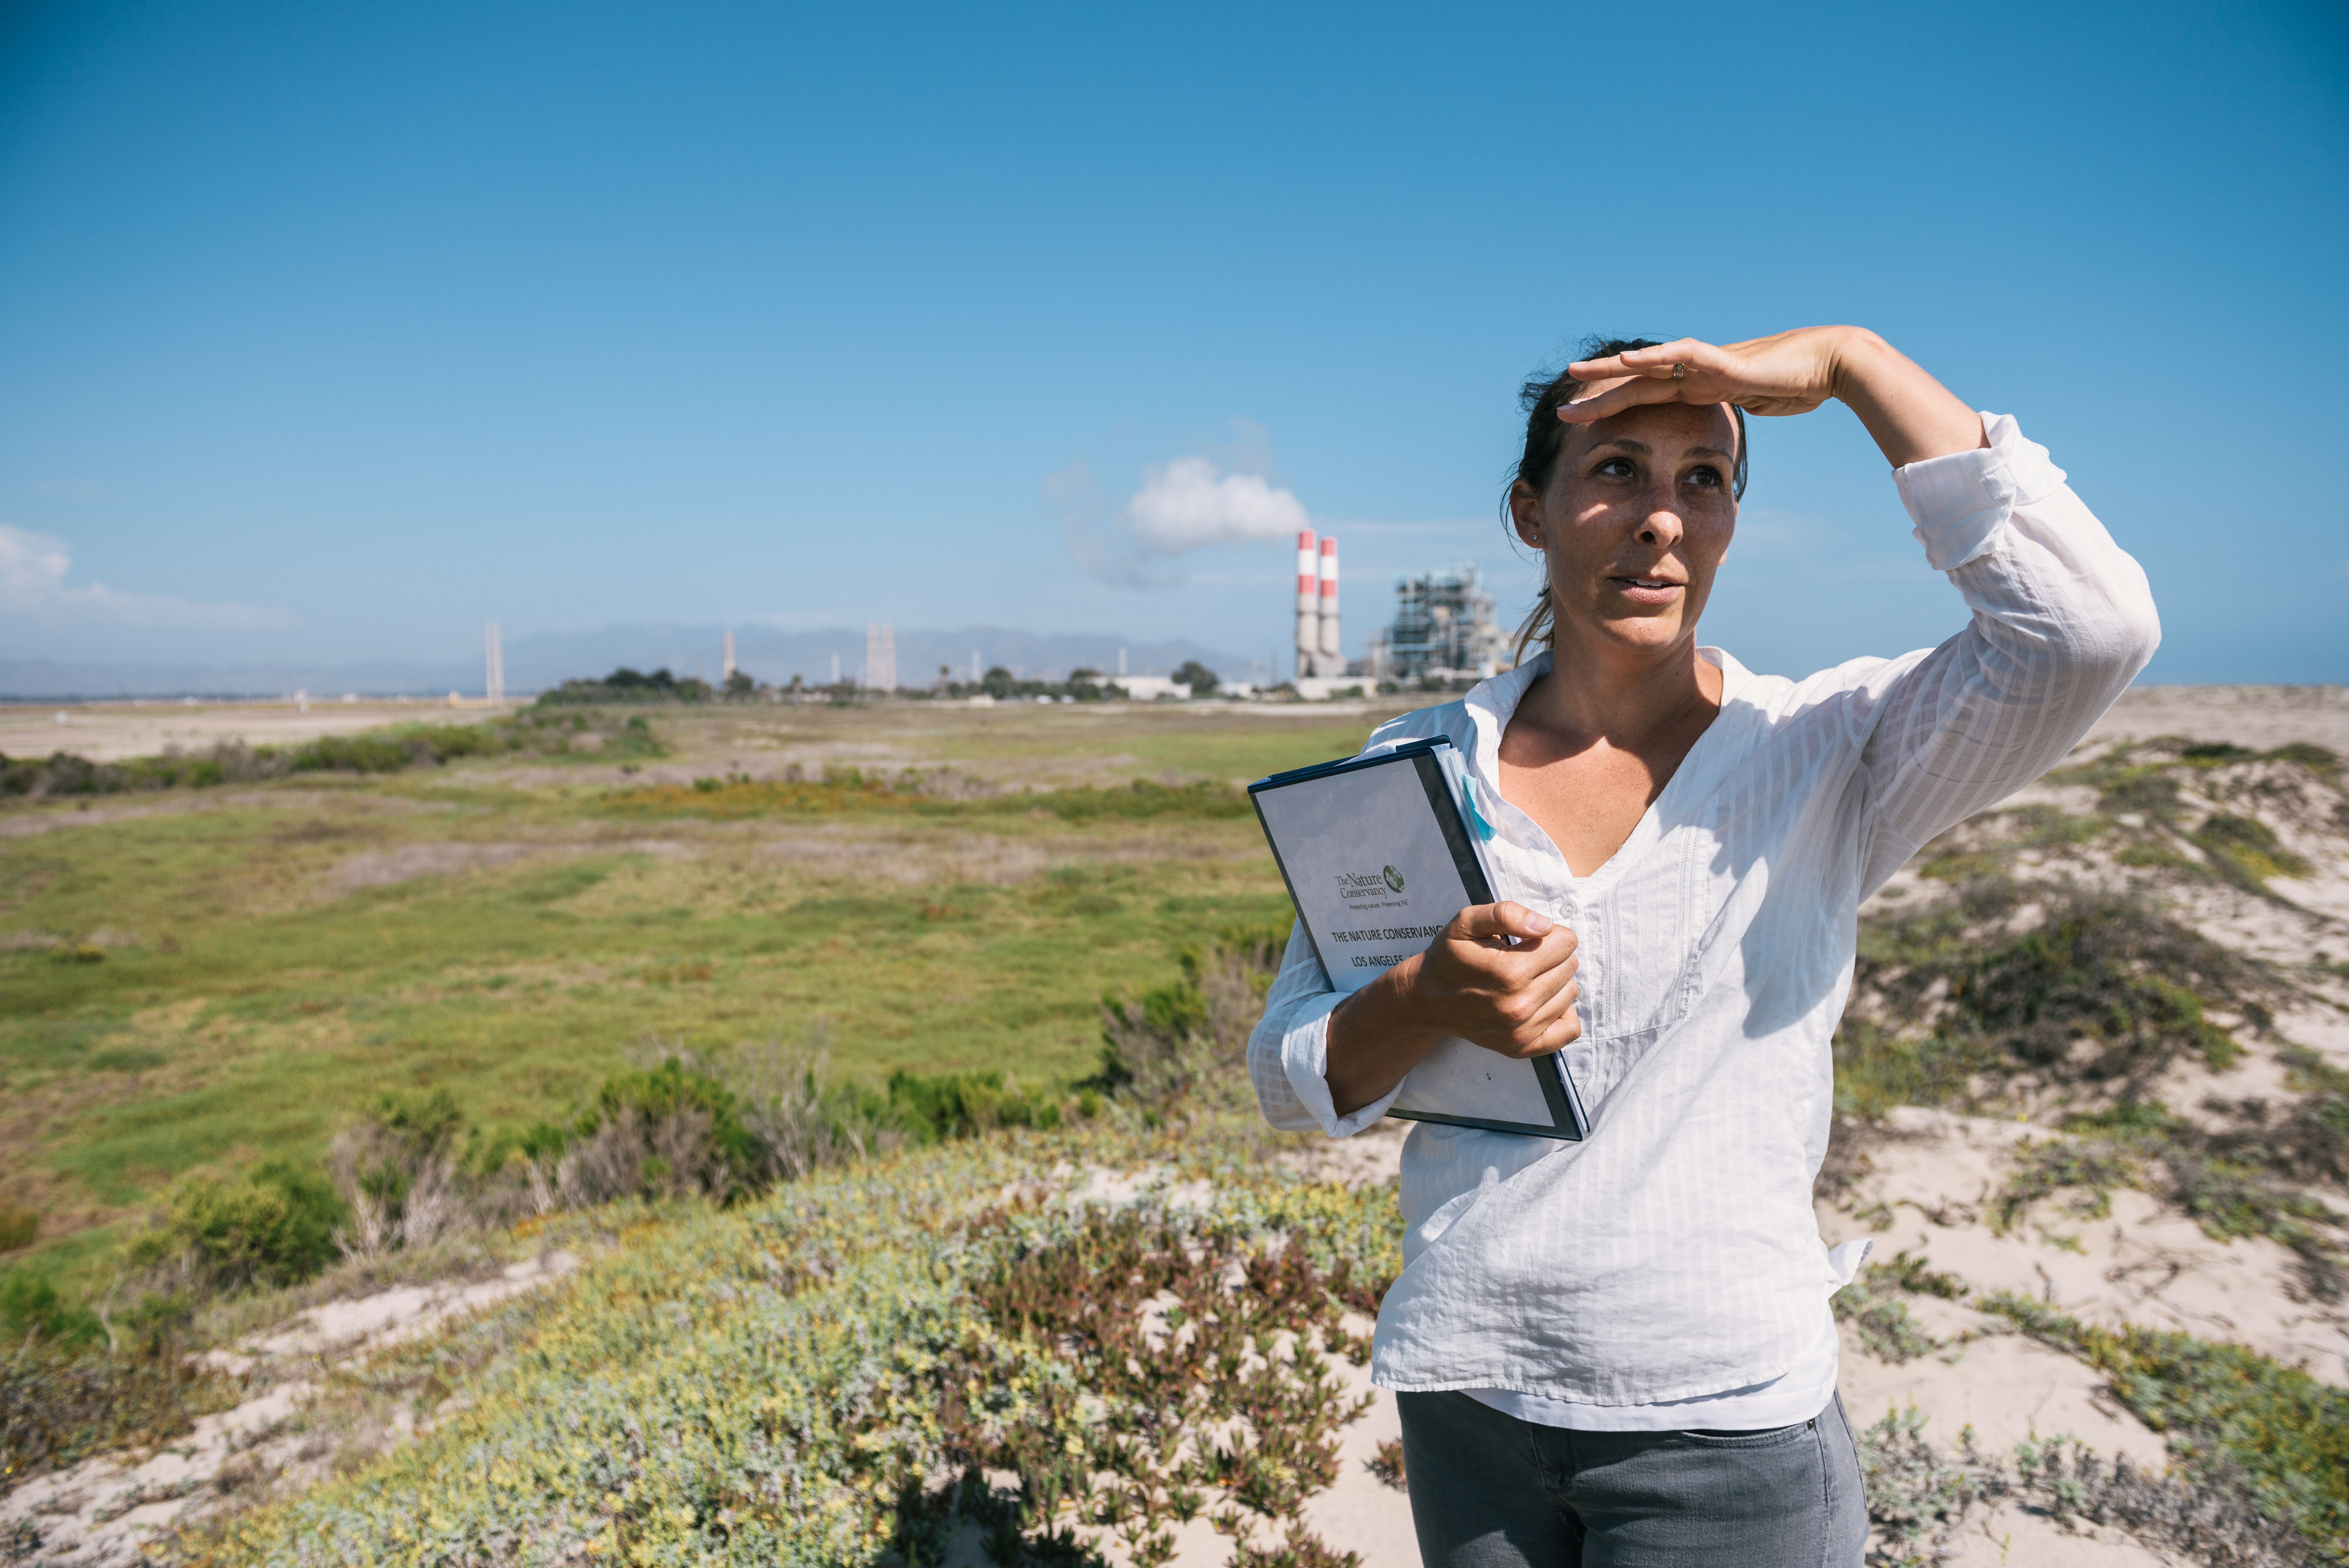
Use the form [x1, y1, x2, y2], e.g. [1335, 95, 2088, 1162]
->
[1637, 503, 1685, 546]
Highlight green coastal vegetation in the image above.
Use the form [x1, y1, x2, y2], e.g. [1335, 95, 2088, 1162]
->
[3, 708, 2345, 1563]
[0, 702, 1376, 1290]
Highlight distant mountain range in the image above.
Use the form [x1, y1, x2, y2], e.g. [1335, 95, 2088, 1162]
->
[0, 625, 1256, 700]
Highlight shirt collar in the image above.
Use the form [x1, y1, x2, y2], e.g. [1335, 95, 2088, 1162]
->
[1452, 643, 1749, 803]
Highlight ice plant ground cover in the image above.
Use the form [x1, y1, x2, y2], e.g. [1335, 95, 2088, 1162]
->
[176, 1125, 1403, 1567]
[146, 1112, 2345, 1568]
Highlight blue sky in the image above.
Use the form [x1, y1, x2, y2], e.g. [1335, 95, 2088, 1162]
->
[2, 0, 2344, 682]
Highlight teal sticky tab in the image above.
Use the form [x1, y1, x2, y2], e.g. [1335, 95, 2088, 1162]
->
[1460, 775, 1497, 842]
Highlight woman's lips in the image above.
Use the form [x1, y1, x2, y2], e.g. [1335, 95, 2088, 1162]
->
[1608, 575, 1683, 605]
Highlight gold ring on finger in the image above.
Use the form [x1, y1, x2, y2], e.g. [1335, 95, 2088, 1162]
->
[1672, 362, 1685, 382]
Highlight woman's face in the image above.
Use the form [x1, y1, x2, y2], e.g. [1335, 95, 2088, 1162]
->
[1510, 398, 1740, 661]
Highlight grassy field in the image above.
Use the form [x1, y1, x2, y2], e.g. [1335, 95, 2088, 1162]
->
[0, 699, 1404, 1292]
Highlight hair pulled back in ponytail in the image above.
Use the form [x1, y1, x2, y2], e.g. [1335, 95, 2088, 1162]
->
[1504, 335, 1748, 661]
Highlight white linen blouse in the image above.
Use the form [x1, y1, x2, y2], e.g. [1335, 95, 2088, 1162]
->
[1247, 412, 2160, 1420]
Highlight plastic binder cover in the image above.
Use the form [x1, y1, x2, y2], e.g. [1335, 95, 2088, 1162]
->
[1248, 740, 1586, 1140]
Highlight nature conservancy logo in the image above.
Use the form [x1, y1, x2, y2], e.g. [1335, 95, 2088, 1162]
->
[1383, 864, 1405, 893]
[1335, 864, 1407, 897]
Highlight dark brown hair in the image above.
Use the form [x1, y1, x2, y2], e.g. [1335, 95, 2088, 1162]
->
[1506, 335, 1749, 659]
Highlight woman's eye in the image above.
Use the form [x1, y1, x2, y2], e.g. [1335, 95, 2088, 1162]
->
[1596, 458, 1634, 479]
[1687, 467, 1722, 488]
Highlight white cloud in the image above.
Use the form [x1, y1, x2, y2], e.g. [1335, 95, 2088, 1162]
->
[0, 524, 291, 628]
[1053, 446, 1311, 590]
[1123, 456, 1308, 552]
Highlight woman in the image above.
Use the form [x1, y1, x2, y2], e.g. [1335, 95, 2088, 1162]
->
[1247, 327, 2159, 1566]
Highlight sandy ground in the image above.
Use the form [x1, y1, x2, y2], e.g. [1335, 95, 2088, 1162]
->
[2082, 682, 2349, 754]
[0, 1253, 576, 1566]
[0, 698, 520, 763]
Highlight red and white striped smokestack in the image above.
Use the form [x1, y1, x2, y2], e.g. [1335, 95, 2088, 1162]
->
[1294, 529, 1318, 678]
[1318, 536, 1340, 663]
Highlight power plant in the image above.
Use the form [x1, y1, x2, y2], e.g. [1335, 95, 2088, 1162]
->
[1377, 561, 1509, 682]
[1293, 530, 1344, 679]
[1288, 533, 1512, 689]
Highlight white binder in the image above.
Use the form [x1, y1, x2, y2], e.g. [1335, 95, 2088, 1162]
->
[1248, 738, 1589, 1140]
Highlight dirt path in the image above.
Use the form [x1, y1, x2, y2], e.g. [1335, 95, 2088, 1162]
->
[0, 699, 517, 765]
[0, 1253, 574, 1566]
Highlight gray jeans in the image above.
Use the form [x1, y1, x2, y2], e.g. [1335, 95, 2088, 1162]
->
[1396, 1389, 1867, 1568]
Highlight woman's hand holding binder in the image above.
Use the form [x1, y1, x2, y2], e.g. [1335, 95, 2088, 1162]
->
[1325, 901, 1582, 1117]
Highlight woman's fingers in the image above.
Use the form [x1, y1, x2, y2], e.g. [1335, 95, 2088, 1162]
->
[1423, 905, 1583, 1055]
[1557, 339, 1749, 424]
[1513, 943, 1579, 1001]
[1569, 337, 1717, 382]
[1469, 944, 1580, 1051]
[1556, 372, 1698, 423]
[1559, 332, 1844, 423]
[1488, 953, 1577, 1029]
[1494, 981, 1583, 1058]
[1450, 900, 1554, 943]
[1520, 974, 1581, 1034]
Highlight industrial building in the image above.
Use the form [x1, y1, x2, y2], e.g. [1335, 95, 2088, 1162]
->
[1282, 534, 1513, 692]
[1374, 562, 1510, 682]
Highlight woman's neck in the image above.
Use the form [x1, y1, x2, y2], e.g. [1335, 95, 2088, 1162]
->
[1519, 630, 1722, 752]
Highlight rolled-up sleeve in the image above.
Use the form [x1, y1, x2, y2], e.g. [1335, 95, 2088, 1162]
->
[1857, 411, 2160, 889]
[1247, 921, 1402, 1138]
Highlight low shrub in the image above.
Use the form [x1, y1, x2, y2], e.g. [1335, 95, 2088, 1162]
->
[180, 1131, 1403, 1568]
[1984, 1294, 2349, 1559]
[604, 769, 1253, 824]
[604, 764, 973, 818]
[130, 1162, 349, 1294]
[327, 1089, 477, 1262]
[1993, 1137, 2138, 1233]
[0, 712, 659, 803]
[1854, 1405, 1988, 1567]
[1832, 1252, 1966, 1364]
[1855, 1406, 2315, 1568]
[1837, 877, 2266, 1115]
[990, 778, 1253, 824]
[2196, 813, 2313, 883]
[1831, 1280, 1940, 1364]
[2007, 1433, 2319, 1567]
[882, 1068, 1065, 1139]
[0, 1270, 103, 1352]
[2045, 1097, 2345, 1302]
[585, 1056, 762, 1198]
[2052, 736, 2338, 818]
[1089, 925, 1284, 1113]
[1, 1337, 237, 1486]
[325, 1046, 970, 1256]
[721, 1035, 902, 1177]
[1830, 1019, 1983, 1120]
[2215, 1047, 2349, 1187]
